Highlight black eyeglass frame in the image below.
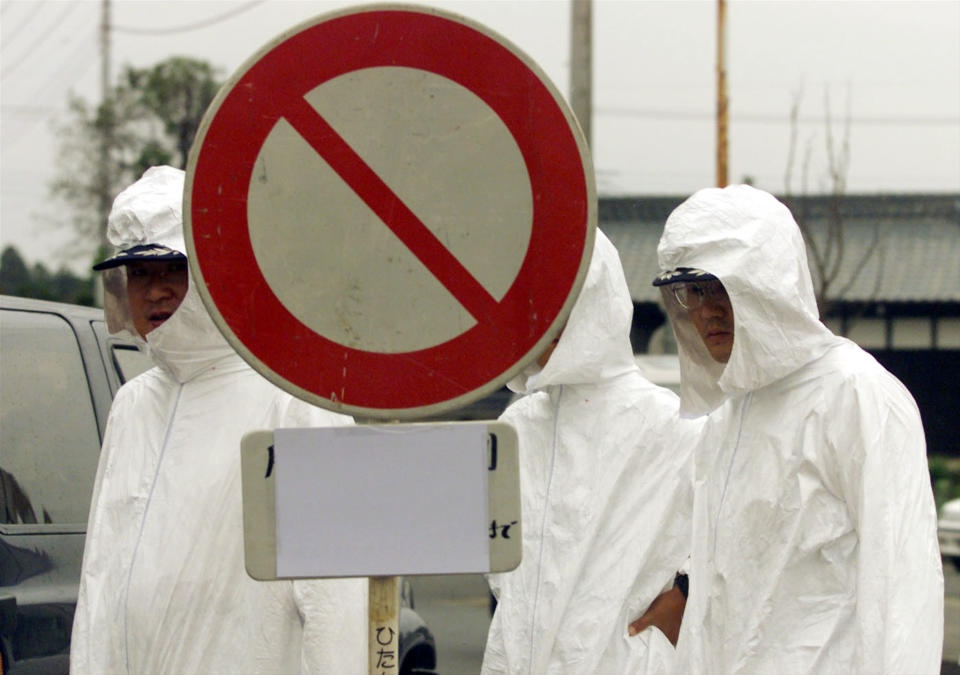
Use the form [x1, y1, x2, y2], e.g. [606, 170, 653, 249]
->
[671, 280, 726, 310]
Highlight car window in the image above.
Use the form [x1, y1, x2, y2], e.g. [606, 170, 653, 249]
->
[0, 310, 101, 526]
[112, 343, 154, 383]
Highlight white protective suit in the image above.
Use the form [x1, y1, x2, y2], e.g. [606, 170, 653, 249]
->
[482, 231, 697, 675]
[659, 185, 944, 674]
[71, 167, 367, 674]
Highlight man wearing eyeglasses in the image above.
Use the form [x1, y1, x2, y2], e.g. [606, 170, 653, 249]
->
[660, 274, 734, 365]
[647, 185, 943, 674]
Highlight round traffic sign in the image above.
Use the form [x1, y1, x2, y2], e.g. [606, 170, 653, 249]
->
[185, 4, 595, 419]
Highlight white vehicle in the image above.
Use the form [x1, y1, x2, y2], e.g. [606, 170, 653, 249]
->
[939, 497, 960, 572]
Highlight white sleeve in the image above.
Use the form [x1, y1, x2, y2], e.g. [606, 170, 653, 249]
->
[294, 577, 368, 674]
[71, 383, 142, 674]
[274, 392, 354, 429]
[832, 378, 944, 674]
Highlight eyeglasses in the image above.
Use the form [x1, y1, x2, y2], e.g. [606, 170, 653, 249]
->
[126, 261, 189, 290]
[671, 280, 726, 310]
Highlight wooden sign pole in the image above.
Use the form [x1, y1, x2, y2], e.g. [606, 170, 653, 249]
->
[368, 574, 400, 673]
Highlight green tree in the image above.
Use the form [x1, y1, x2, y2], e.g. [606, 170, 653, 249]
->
[0, 246, 31, 296]
[0, 246, 93, 305]
[46, 56, 222, 260]
[127, 57, 221, 172]
[29, 263, 54, 300]
[51, 268, 94, 306]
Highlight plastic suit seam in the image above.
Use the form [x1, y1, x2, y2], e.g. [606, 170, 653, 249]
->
[528, 384, 564, 674]
[123, 383, 182, 674]
[713, 392, 751, 559]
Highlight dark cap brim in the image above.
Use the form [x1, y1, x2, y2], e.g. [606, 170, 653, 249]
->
[93, 244, 186, 271]
[651, 267, 718, 286]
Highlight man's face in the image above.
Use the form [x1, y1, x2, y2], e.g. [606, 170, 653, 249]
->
[675, 280, 735, 363]
[125, 259, 188, 338]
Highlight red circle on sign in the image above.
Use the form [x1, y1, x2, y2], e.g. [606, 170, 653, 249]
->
[187, 7, 592, 417]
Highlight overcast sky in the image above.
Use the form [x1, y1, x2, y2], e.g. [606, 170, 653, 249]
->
[2, 0, 958, 272]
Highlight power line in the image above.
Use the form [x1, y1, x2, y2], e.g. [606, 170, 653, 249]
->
[1, 0, 49, 52]
[597, 107, 960, 127]
[1, 26, 97, 154]
[113, 0, 266, 35]
[735, 112, 959, 127]
[29, 25, 97, 101]
[1, 0, 80, 80]
[1, 105, 56, 114]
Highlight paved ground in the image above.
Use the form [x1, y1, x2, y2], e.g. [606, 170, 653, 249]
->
[944, 561, 960, 673]
[409, 574, 490, 674]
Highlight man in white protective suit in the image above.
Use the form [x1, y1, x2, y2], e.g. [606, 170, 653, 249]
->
[653, 184, 944, 674]
[481, 231, 698, 675]
[70, 166, 367, 674]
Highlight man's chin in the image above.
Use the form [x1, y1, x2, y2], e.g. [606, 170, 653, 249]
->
[707, 343, 732, 363]
[134, 318, 168, 339]
[704, 333, 733, 363]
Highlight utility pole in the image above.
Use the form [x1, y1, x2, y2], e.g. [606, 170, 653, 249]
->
[716, 0, 728, 187]
[569, 0, 592, 148]
[98, 0, 112, 249]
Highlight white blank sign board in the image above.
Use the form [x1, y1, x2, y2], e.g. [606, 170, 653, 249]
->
[241, 421, 521, 579]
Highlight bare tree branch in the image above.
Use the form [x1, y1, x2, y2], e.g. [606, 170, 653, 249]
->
[782, 84, 884, 322]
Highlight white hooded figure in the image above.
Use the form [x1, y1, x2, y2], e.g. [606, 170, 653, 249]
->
[655, 185, 943, 674]
[71, 166, 367, 674]
[481, 231, 698, 675]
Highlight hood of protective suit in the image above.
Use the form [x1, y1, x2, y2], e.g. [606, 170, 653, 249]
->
[511, 229, 637, 394]
[100, 165, 233, 383]
[106, 165, 187, 254]
[657, 185, 838, 416]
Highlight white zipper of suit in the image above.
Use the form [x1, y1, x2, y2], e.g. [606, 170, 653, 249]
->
[712, 392, 751, 559]
[122, 382, 183, 675]
[527, 384, 564, 674]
